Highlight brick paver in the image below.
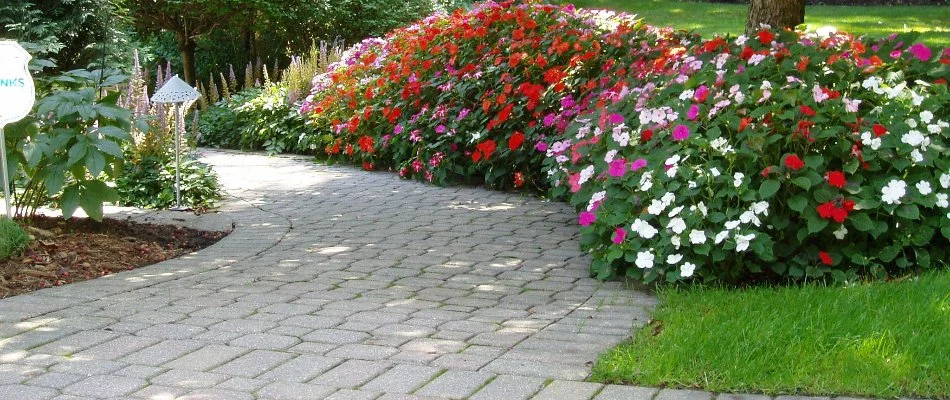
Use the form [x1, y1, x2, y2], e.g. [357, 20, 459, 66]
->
[0, 150, 891, 399]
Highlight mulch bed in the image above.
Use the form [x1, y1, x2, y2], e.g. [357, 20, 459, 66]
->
[0, 216, 227, 299]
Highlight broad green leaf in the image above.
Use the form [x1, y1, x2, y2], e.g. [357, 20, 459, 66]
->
[792, 176, 812, 190]
[759, 180, 781, 199]
[79, 190, 104, 221]
[787, 195, 808, 212]
[896, 204, 920, 220]
[60, 186, 80, 218]
[849, 213, 873, 232]
[85, 151, 105, 177]
[879, 245, 900, 262]
[808, 214, 829, 233]
[804, 155, 824, 169]
[67, 141, 87, 167]
[96, 126, 133, 141]
[94, 139, 124, 158]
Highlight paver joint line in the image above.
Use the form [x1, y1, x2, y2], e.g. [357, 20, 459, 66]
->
[0, 149, 911, 400]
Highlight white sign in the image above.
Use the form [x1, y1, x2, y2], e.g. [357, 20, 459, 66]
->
[0, 41, 35, 125]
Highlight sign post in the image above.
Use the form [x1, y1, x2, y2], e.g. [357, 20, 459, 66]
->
[151, 75, 200, 211]
[0, 41, 36, 219]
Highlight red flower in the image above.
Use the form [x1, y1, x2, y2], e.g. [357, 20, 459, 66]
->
[818, 251, 833, 266]
[761, 166, 773, 177]
[738, 117, 752, 133]
[508, 131, 525, 151]
[825, 171, 846, 188]
[784, 154, 805, 171]
[513, 172, 525, 188]
[358, 135, 375, 153]
[472, 140, 497, 162]
[816, 202, 835, 219]
[872, 123, 888, 137]
[817, 198, 854, 223]
[757, 30, 775, 45]
[800, 105, 816, 117]
[641, 129, 654, 142]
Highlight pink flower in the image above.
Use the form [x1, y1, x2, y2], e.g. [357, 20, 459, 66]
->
[672, 124, 690, 141]
[535, 141, 548, 152]
[435, 125, 446, 134]
[612, 227, 627, 244]
[608, 159, 626, 177]
[609, 113, 624, 124]
[568, 173, 581, 193]
[579, 211, 596, 226]
[908, 43, 932, 61]
[543, 113, 557, 127]
[394, 125, 404, 135]
[694, 85, 709, 103]
[687, 104, 700, 120]
[630, 158, 647, 171]
[457, 108, 471, 120]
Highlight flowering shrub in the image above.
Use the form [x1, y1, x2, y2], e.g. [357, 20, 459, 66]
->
[300, 0, 687, 189]
[547, 29, 949, 282]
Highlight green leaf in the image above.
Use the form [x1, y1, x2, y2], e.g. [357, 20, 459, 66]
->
[759, 180, 781, 199]
[792, 176, 812, 190]
[60, 186, 79, 218]
[915, 248, 931, 269]
[804, 155, 824, 169]
[808, 214, 829, 233]
[94, 139, 124, 158]
[96, 126, 133, 141]
[879, 245, 900, 262]
[79, 190, 104, 221]
[788, 195, 808, 212]
[849, 213, 873, 232]
[896, 204, 920, 220]
[84, 151, 105, 177]
[911, 227, 934, 246]
[67, 141, 87, 167]
[942, 226, 950, 240]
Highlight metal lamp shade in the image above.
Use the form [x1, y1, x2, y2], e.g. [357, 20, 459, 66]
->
[151, 75, 200, 104]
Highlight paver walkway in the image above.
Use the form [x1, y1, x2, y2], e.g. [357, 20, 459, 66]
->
[0, 150, 847, 400]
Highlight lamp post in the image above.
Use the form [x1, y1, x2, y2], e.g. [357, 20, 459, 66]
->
[150, 74, 199, 211]
[0, 41, 36, 219]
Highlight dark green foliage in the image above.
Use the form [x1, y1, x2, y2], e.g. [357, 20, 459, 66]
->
[116, 154, 219, 211]
[0, 218, 30, 261]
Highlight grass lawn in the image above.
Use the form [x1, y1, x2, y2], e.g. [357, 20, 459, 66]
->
[559, 0, 950, 48]
[592, 271, 950, 397]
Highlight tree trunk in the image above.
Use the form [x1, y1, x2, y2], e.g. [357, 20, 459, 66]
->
[176, 31, 198, 86]
[746, 0, 805, 36]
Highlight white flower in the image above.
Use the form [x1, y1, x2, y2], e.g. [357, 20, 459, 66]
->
[739, 211, 755, 224]
[587, 191, 606, 211]
[671, 235, 681, 249]
[715, 230, 730, 244]
[860, 132, 882, 150]
[666, 254, 683, 264]
[751, 201, 769, 216]
[748, 54, 766, 65]
[906, 118, 918, 128]
[881, 179, 907, 204]
[661, 192, 676, 207]
[679, 89, 695, 101]
[680, 262, 696, 278]
[917, 181, 933, 195]
[639, 173, 653, 192]
[920, 110, 934, 124]
[735, 35, 748, 46]
[929, 123, 942, 134]
[668, 206, 684, 218]
[812, 84, 829, 103]
[578, 165, 595, 185]
[696, 202, 708, 217]
[667, 165, 679, 178]
[689, 229, 707, 244]
[725, 220, 741, 230]
[665, 154, 681, 166]
[833, 225, 848, 240]
[735, 233, 756, 252]
[635, 250, 655, 269]
[733, 172, 745, 188]
[710, 168, 721, 177]
[604, 150, 618, 163]
[668, 218, 687, 234]
[862, 76, 881, 91]
[631, 219, 658, 239]
[647, 199, 666, 215]
[612, 126, 630, 147]
[936, 193, 948, 208]
[688, 181, 697, 189]
[901, 130, 928, 147]
[911, 149, 924, 163]
[941, 173, 949, 189]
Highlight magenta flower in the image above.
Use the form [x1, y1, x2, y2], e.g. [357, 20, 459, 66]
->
[630, 158, 647, 171]
[687, 104, 700, 120]
[535, 141, 548, 152]
[394, 125, 404, 135]
[908, 43, 932, 61]
[609, 113, 624, 124]
[608, 159, 627, 177]
[435, 125, 446, 134]
[694, 85, 709, 103]
[543, 114, 557, 127]
[612, 227, 627, 244]
[561, 96, 576, 109]
[579, 211, 596, 226]
[672, 124, 690, 141]
[457, 108, 471, 120]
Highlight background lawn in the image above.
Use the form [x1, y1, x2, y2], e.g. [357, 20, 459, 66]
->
[558, 0, 950, 48]
[592, 271, 950, 397]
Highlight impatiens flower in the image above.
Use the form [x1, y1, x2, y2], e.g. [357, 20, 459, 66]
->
[735, 233, 756, 252]
[635, 250, 654, 269]
[609, 113, 624, 124]
[394, 125, 404, 135]
[578, 165, 595, 185]
[666, 254, 683, 265]
[680, 262, 696, 278]
[668, 206, 684, 217]
[826, 171, 846, 188]
[508, 131, 524, 151]
[694, 85, 709, 103]
[902, 130, 928, 147]
[751, 201, 769, 216]
[937, 193, 949, 208]
[920, 110, 934, 124]
[833, 225, 848, 240]
[710, 168, 721, 177]
[612, 227, 627, 244]
[672, 125, 690, 141]
[668, 218, 687, 234]
[757, 30, 775, 45]
[640, 129, 654, 142]
[535, 141, 548, 152]
[733, 172, 744, 188]
[800, 105, 816, 117]
[689, 230, 706, 244]
[872, 124, 888, 137]
[908, 43, 932, 61]
[687, 104, 700, 120]
[714, 230, 729, 244]
[579, 211, 596, 226]
[608, 159, 627, 178]
[941, 173, 950, 189]
[671, 235, 682, 249]
[916, 181, 932, 195]
[630, 158, 648, 171]
[647, 199, 666, 215]
[861, 132, 882, 150]
[358, 135, 375, 153]
[843, 97, 861, 113]
[631, 219, 658, 239]
[881, 179, 907, 204]
[784, 154, 805, 171]
[819, 251, 833, 266]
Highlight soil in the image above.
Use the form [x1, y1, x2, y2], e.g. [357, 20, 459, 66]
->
[0, 216, 227, 299]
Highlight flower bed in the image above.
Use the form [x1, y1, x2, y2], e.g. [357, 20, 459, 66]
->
[301, 0, 949, 283]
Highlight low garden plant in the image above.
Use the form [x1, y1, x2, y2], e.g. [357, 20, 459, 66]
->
[0, 219, 31, 261]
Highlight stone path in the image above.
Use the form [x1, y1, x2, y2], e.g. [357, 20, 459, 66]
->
[0, 150, 862, 400]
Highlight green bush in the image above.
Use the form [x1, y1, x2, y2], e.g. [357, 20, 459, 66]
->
[197, 84, 315, 155]
[0, 219, 30, 261]
[116, 153, 220, 211]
